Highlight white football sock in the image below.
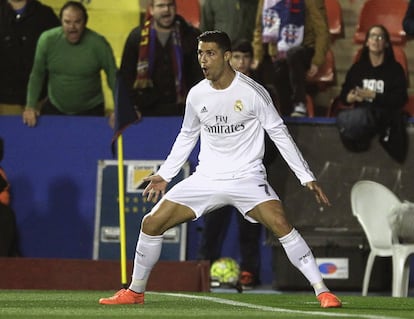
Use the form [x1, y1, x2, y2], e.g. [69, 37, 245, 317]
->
[279, 228, 328, 295]
[129, 231, 163, 293]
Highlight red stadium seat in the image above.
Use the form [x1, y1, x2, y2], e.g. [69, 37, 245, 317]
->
[306, 94, 315, 118]
[176, 0, 200, 28]
[325, 0, 344, 41]
[353, 0, 408, 45]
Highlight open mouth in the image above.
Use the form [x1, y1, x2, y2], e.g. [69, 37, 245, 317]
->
[161, 15, 173, 22]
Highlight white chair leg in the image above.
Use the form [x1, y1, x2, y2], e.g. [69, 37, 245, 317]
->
[392, 251, 410, 297]
[392, 256, 402, 297]
[402, 264, 410, 297]
[362, 252, 376, 296]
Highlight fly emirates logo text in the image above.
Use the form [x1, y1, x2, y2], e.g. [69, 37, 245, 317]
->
[203, 115, 245, 134]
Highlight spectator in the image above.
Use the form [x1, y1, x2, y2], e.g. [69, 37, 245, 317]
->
[336, 25, 408, 162]
[0, 0, 59, 115]
[0, 137, 19, 257]
[252, 0, 330, 116]
[403, 0, 414, 36]
[229, 39, 259, 79]
[22, 1, 117, 127]
[119, 0, 202, 117]
[200, 0, 258, 43]
[197, 39, 264, 289]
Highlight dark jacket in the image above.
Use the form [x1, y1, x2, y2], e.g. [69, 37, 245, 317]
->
[0, 0, 59, 105]
[120, 15, 203, 116]
[339, 59, 407, 114]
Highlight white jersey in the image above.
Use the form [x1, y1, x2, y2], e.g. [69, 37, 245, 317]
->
[157, 71, 315, 184]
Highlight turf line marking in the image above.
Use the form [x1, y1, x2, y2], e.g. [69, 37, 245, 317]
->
[152, 292, 403, 319]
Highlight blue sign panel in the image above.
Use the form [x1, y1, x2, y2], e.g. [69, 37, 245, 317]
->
[93, 160, 189, 261]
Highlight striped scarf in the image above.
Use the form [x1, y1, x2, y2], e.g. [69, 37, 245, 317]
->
[262, 0, 305, 53]
[134, 15, 184, 102]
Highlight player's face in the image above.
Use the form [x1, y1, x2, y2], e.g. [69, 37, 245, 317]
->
[198, 41, 229, 82]
[61, 6, 86, 44]
[230, 51, 252, 75]
[150, 0, 176, 30]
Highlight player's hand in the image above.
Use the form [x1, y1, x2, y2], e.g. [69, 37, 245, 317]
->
[305, 181, 331, 206]
[22, 108, 39, 127]
[143, 175, 168, 202]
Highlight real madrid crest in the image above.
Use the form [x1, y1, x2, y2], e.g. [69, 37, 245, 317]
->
[234, 100, 243, 112]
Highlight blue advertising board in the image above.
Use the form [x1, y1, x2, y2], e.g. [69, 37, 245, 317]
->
[93, 160, 189, 261]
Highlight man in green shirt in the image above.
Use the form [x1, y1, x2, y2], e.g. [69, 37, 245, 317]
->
[23, 1, 117, 127]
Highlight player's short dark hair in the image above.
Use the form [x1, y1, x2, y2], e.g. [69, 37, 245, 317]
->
[59, 1, 88, 24]
[232, 39, 253, 56]
[198, 30, 232, 53]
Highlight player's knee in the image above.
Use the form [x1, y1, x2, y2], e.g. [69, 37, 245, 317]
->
[141, 214, 163, 236]
[268, 214, 292, 237]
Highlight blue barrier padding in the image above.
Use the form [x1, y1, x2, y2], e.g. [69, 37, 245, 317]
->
[2, 115, 413, 287]
[0, 115, 197, 258]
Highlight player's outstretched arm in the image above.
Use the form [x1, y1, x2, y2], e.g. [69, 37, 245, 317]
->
[143, 175, 168, 202]
[305, 181, 331, 206]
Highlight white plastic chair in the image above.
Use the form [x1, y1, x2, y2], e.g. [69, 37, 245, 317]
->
[351, 180, 414, 297]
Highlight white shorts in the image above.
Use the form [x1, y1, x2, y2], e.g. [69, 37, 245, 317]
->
[163, 171, 280, 223]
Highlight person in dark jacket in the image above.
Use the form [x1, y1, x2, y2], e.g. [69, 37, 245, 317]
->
[119, 0, 203, 117]
[337, 25, 408, 161]
[0, 0, 59, 115]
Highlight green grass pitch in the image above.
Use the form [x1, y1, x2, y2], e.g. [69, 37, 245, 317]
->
[1, 290, 414, 319]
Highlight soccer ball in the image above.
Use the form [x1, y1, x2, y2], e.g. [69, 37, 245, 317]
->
[210, 257, 240, 286]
